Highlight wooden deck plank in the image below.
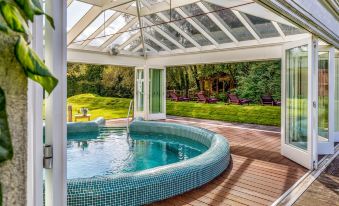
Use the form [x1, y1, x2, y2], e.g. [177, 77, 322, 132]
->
[151, 117, 307, 206]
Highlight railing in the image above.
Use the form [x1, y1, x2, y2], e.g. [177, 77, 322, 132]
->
[126, 100, 134, 134]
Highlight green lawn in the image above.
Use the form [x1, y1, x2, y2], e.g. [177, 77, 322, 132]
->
[67, 94, 281, 126]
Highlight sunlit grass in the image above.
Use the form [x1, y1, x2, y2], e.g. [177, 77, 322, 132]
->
[67, 94, 281, 126]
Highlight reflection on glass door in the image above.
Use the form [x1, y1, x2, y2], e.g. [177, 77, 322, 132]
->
[335, 52, 339, 133]
[149, 69, 164, 114]
[285, 45, 308, 150]
[136, 69, 144, 112]
[318, 52, 329, 141]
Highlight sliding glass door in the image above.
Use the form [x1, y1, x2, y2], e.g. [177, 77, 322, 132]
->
[282, 38, 317, 169]
[149, 69, 163, 114]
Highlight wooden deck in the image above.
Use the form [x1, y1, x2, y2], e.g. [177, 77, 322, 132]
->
[293, 155, 339, 206]
[107, 116, 307, 206]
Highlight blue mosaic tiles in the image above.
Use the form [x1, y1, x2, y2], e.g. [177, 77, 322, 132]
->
[67, 120, 230, 206]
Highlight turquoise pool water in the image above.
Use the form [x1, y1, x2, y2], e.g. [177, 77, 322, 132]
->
[67, 127, 208, 179]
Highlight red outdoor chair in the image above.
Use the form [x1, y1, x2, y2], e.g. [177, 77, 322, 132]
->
[169, 91, 190, 102]
[227, 94, 251, 105]
[196, 92, 218, 103]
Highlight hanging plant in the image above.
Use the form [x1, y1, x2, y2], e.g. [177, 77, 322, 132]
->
[0, 0, 57, 204]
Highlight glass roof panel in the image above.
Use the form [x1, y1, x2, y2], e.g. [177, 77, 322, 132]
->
[144, 14, 195, 48]
[144, 26, 178, 50]
[142, 0, 166, 5]
[181, 4, 231, 44]
[125, 36, 142, 51]
[144, 38, 165, 52]
[204, 2, 254, 41]
[88, 14, 135, 47]
[74, 10, 116, 42]
[242, 13, 280, 38]
[107, 27, 139, 49]
[163, 10, 211, 46]
[278, 23, 306, 36]
[67, 0, 92, 31]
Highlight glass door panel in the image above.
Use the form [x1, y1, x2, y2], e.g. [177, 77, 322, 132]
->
[149, 68, 164, 114]
[136, 69, 144, 112]
[318, 52, 329, 141]
[285, 45, 309, 150]
[282, 37, 316, 169]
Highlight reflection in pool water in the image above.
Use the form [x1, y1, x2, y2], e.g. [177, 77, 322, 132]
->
[67, 127, 208, 179]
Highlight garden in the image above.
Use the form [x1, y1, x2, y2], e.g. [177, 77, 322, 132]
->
[67, 60, 282, 126]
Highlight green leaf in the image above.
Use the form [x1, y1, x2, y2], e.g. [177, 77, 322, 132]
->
[15, 36, 58, 94]
[0, 1, 30, 34]
[44, 14, 54, 29]
[0, 88, 13, 163]
[0, 22, 8, 33]
[14, 0, 55, 29]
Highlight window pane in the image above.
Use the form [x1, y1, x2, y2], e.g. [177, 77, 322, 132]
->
[67, 0, 92, 31]
[204, 2, 254, 41]
[109, 28, 138, 48]
[181, 4, 231, 44]
[144, 38, 164, 52]
[144, 14, 195, 48]
[285, 45, 308, 150]
[88, 14, 134, 47]
[278, 23, 306, 36]
[74, 10, 115, 42]
[243, 13, 280, 38]
[318, 52, 329, 141]
[163, 10, 211, 46]
[125, 36, 142, 51]
[144, 26, 177, 50]
[149, 69, 164, 113]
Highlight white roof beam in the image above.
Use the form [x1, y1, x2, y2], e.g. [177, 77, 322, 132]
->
[102, 0, 137, 16]
[80, 12, 121, 46]
[140, 0, 200, 16]
[197, 2, 238, 43]
[156, 12, 201, 49]
[100, 18, 138, 49]
[67, 6, 102, 45]
[132, 44, 143, 53]
[143, 18, 185, 50]
[232, 9, 260, 41]
[175, 8, 219, 47]
[118, 32, 141, 50]
[272, 21, 286, 40]
[145, 44, 158, 54]
[144, 32, 171, 52]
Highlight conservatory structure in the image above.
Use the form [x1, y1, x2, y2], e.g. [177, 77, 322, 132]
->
[26, 0, 338, 205]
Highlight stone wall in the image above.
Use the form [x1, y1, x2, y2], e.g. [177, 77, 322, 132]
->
[0, 28, 27, 205]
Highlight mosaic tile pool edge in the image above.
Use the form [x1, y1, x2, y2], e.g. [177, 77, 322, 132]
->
[67, 120, 230, 206]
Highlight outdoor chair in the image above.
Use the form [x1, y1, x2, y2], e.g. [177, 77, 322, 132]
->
[169, 91, 190, 102]
[260, 95, 280, 106]
[196, 92, 218, 103]
[227, 94, 251, 105]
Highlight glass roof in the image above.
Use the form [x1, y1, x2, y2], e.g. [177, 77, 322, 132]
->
[67, 0, 92, 31]
[67, 0, 307, 56]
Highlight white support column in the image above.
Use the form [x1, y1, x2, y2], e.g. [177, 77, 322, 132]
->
[45, 0, 67, 205]
[27, 14, 44, 206]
